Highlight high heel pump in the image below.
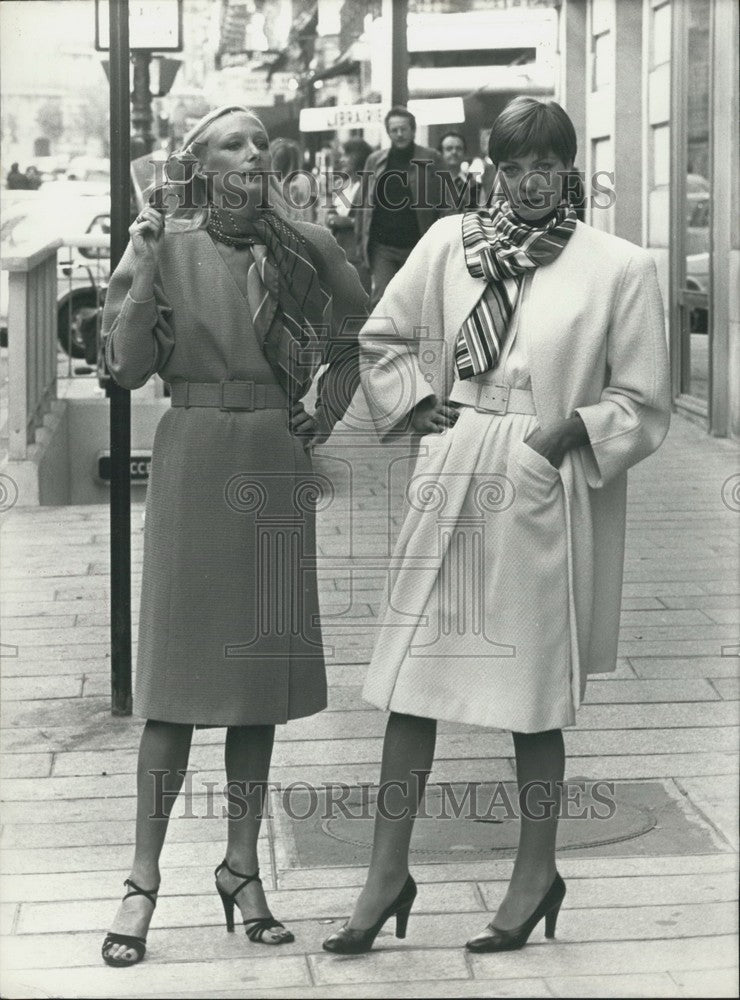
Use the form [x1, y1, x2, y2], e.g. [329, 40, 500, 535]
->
[101, 878, 159, 967]
[465, 872, 565, 953]
[215, 860, 294, 945]
[322, 875, 417, 954]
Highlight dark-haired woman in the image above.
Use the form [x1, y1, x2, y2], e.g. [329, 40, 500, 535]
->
[99, 105, 367, 966]
[323, 96, 670, 954]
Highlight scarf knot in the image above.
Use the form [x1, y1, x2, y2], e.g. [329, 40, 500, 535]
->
[454, 200, 576, 381]
[215, 208, 332, 402]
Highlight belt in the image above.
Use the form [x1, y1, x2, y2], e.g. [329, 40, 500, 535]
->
[447, 381, 537, 416]
[170, 380, 289, 411]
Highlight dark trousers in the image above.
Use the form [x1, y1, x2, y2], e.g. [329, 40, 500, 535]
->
[368, 242, 414, 309]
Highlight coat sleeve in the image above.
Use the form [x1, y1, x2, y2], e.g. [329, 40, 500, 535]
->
[102, 241, 175, 391]
[358, 228, 439, 442]
[574, 252, 671, 488]
[309, 227, 370, 436]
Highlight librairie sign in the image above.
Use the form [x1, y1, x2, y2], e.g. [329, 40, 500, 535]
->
[299, 98, 465, 133]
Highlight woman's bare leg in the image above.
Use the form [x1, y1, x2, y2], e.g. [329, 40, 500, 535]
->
[348, 711, 437, 929]
[492, 728, 564, 929]
[105, 719, 194, 961]
[216, 724, 289, 941]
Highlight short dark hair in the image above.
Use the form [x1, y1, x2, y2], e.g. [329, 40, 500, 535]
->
[488, 97, 577, 167]
[438, 130, 467, 153]
[384, 106, 416, 132]
[342, 138, 373, 165]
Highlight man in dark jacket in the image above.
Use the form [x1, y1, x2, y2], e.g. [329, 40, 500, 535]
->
[358, 107, 443, 307]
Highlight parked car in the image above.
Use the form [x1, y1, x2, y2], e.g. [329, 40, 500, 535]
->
[1, 187, 110, 358]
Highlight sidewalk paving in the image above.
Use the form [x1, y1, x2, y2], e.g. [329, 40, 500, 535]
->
[0, 413, 738, 999]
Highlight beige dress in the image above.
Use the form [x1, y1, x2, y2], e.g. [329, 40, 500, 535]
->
[363, 276, 574, 732]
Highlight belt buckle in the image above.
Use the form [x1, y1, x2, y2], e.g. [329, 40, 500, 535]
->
[220, 380, 255, 411]
[476, 383, 510, 414]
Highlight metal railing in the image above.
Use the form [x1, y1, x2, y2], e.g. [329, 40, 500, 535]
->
[2, 233, 110, 459]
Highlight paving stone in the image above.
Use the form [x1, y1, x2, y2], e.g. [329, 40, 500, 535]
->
[669, 967, 739, 998]
[617, 640, 739, 658]
[0, 625, 109, 647]
[545, 971, 681, 997]
[0, 674, 84, 700]
[478, 873, 736, 909]
[15, 882, 480, 935]
[0, 753, 53, 778]
[0, 614, 76, 630]
[619, 609, 714, 626]
[276, 854, 738, 892]
[1, 903, 18, 936]
[467, 934, 737, 980]
[676, 775, 740, 851]
[561, 753, 737, 779]
[629, 656, 739, 679]
[711, 677, 740, 700]
[0, 956, 311, 998]
[2, 838, 271, 876]
[309, 948, 471, 987]
[575, 701, 740, 729]
[584, 679, 718, 702]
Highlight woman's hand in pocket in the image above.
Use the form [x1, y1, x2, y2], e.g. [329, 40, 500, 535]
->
[410, 395, 460, 435]
[524, 414, 589, 468]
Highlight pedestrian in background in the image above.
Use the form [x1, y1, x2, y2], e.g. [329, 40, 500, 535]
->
[326, 137, 373, 294]
[438, 130, 483, 213]
[6, 162, 27, 189]
[358, 106, 443, 307]
[99, 104, 367, 968]
[324, 95, 670, 956]
[270, 137, 316, 222]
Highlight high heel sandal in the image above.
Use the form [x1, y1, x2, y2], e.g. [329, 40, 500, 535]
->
[101, 878, 159, 967]
[322, 874, 417, 954]
[465, 872, 566, 953]
[215, 860, 294, 945]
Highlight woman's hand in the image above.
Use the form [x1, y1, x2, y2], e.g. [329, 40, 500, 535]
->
[524, 414, 589, 468]
[410, 395, 460, 435]
[289, 401, 331, 451]
[129, 206, 165, 267]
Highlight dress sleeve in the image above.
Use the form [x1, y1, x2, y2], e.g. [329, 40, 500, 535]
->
[102, 241, 175, 390]
[573, 252, 671, 488]
[309, 228, 370, 437]
[357, 228, 438, 442]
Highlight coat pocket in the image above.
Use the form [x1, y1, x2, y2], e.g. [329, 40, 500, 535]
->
[516, 438, 561, 488]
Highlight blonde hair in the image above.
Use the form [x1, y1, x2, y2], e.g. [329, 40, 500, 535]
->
[148, 104, 291, 229]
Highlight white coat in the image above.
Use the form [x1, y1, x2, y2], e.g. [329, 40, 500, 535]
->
[357, 214, 671, 729]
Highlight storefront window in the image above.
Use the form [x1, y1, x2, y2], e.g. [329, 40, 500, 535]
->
[651, 3, 671, 68]
[677, 0, 712, 404]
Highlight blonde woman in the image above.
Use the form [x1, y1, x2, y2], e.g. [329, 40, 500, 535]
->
[100, 105, 367, 966]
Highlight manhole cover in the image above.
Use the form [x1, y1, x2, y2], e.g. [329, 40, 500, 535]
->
[276, 780, 724, 867]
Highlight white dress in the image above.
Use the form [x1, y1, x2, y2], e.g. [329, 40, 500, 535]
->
[362, 276, 576, 732]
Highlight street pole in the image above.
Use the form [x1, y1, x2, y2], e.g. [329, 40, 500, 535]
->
[381, 0, 408, 109]
[108, 0, 133, 716]
[131, 50, 155, 157]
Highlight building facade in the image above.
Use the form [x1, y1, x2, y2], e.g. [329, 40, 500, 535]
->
[558, 0, 739, 438]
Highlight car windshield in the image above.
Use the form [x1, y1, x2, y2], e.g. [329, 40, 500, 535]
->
[0, 190, 110, 250]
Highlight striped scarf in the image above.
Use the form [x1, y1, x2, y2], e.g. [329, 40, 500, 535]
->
[240, 211, 333, 403]
[453, 201, 577, 380]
